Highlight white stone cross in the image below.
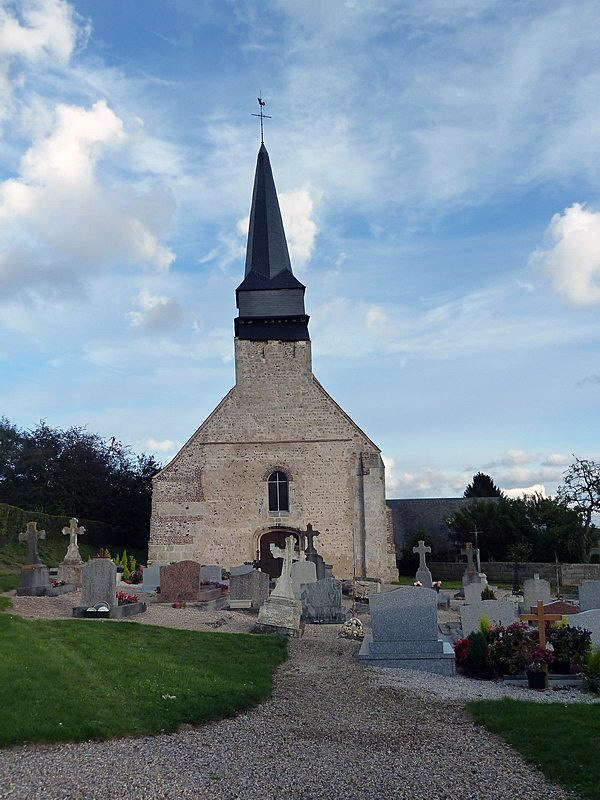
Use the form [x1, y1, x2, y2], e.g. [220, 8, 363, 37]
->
[19, 521, 46, 565]
[412, 539, 431, 570]
[270, 536, 300, 600]
[461, 543, 477, 574]
[62, 517, 85, 562]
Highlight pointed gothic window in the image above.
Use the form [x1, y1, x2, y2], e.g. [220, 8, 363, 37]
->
[268, 471, 289, 512]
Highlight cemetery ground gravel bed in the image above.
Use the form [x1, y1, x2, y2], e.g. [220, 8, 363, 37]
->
[0, 592, 577, 800]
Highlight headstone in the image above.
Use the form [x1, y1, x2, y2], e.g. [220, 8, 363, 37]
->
[463, 581, 490, 604]
[80, 559, 117, 609]
[230, 563, 254, 577]
[522, 573, 552, 612]
[304, 523, 326, 579]
[358, 587, 455, 674]
[579, 580, 600, 612]
[544, 600, 578, 616]
[257, 536, 302, 633]
[200, 564, 223, 583]
[290, 559, 317, 599]
[413, 540, 433, 588]
[134, 562, 167, 593]
[17, 522, 51, 596]
[461, 542, 487, 587]
[229, 569, 270, 608]
[459, 599, 518, 636]
[58, 517, 86, 586]
[301, 577, 347, 623]
[158, 561, 201, 603]
[567, 609, 600, 646]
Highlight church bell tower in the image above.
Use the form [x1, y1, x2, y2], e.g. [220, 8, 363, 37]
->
[234, 143, 310, 342]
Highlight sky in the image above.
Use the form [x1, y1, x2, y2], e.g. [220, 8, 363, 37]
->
[0, 0, 599, 499]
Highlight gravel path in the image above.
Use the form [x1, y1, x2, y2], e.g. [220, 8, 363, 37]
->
[0, 592, 579, 800]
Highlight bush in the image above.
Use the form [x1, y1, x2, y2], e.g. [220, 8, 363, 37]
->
[548, 624, 592, 667]
[481, 586, 496, 600]
[487, 622, 531, 675]
[466, 631, 490, 672]
[584, 646, 600, 693]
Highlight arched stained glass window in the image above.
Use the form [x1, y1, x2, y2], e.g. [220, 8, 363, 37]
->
[268, 471, 289, 512]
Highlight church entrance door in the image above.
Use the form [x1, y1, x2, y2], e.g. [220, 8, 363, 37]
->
[259, 529, 300, 578]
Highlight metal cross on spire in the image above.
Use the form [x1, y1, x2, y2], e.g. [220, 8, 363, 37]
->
[251, 94, 271, 144]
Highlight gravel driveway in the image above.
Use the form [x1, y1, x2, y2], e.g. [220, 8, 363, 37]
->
[0, 593, 576, 800]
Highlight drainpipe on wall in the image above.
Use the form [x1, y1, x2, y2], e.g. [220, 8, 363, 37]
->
[356, 453, 367, 578]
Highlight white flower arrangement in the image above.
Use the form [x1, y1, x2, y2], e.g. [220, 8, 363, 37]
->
[340, 617, 365, 639]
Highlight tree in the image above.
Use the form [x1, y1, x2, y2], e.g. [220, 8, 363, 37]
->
[557, 457, 600, 562]
[464, 472, 502, 498]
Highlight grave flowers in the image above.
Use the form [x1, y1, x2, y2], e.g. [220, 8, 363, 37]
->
[525, 643, 554, 690]
[116, 589, 139, 606]
[547, 622, 591, 674]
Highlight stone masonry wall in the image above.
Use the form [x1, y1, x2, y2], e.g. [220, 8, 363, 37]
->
[429, 561, 600, 587]
[149, 339, 397, 580]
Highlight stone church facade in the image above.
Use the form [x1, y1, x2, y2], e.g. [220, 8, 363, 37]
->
[148, 143, 397, 581]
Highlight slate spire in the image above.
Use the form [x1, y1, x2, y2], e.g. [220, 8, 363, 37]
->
[235, 144, 310, 341]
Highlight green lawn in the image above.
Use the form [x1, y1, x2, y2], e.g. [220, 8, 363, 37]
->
[469, 699, 600, 799]
[0, 539, 144, 592]
[0, 613, 287, 747]
[395, 575, 513, 590]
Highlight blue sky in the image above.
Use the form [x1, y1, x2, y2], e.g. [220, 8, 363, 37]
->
[0, 0, 599, 498]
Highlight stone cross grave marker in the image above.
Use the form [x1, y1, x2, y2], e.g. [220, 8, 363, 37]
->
[413, 539, 433, 588]
[19, 521, 45, 565]
[304, 522, 326, 579]
[62, 517, 85, 562]
[461, 543, 477, 577]
[270, 536, 300, 600]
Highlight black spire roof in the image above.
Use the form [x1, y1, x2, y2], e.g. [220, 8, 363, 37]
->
[235, 144, 309, 341]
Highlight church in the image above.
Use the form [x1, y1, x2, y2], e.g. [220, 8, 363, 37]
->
[148, 142, 398, 581]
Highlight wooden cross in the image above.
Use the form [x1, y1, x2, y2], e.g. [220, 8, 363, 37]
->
[412, 539, 431, 570]
[19, 521, 46, 565]
[519, 600, 563, 648]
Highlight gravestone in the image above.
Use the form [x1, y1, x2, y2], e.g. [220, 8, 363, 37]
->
[135, 562, 168, 593]
[413, 540, 433, 588]
[158, 561, 201, 603]
[17, 522, 51, 596]
[461, 543, 487, 587]
[358, 587, 455, 674]
[80, 559, 117, 609]
[304, 523, 326, 579]
[579, 580, 600, 612]
[567, 609, 600, 646]
[58, 517, 85, 586]
[229, 570, 270, 608]
[290, 559, 317, 599]
[459, 599, 518, 636]
[463, 581, 490, 604]
[301, 577, 347, 623]
[230, 563, 254, 577]
[257, 536, 302, 634]
[200, 564, 223, 583]
[522, 573, 552, 612]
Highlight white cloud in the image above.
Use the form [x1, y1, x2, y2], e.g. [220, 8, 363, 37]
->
[145, 436, 178, 453]
[0, 99, 175, 303]
[502, 484, 547, 499]
[485, 449, 534, 468]
[542, 453, 571, 467]
[364, 305, 393, 337]
[532, 203, 600, 305]
[127, 289, 182, 331]
[0, 0, 80, 62]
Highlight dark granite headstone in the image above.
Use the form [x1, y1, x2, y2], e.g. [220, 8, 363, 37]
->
[158, 561, 201, 603]
[17, 522, 50, 596]
[301, 577, 346, 623]
[229, 570, 270, 608]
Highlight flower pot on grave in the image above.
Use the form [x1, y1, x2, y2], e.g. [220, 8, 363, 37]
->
[526, 670, 548, 691]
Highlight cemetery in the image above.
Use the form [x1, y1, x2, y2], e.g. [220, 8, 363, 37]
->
[2, 516, 600, 799]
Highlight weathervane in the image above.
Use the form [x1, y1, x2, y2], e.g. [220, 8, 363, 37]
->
[251, 94, 271, 144]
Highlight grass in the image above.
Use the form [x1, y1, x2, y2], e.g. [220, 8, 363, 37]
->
[395, 575, 514, 590]
[0, 614, 287, 747]
[468, 699, 600, 799]
[0, 539, 145, 592]
[0, 596, 11, 612]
